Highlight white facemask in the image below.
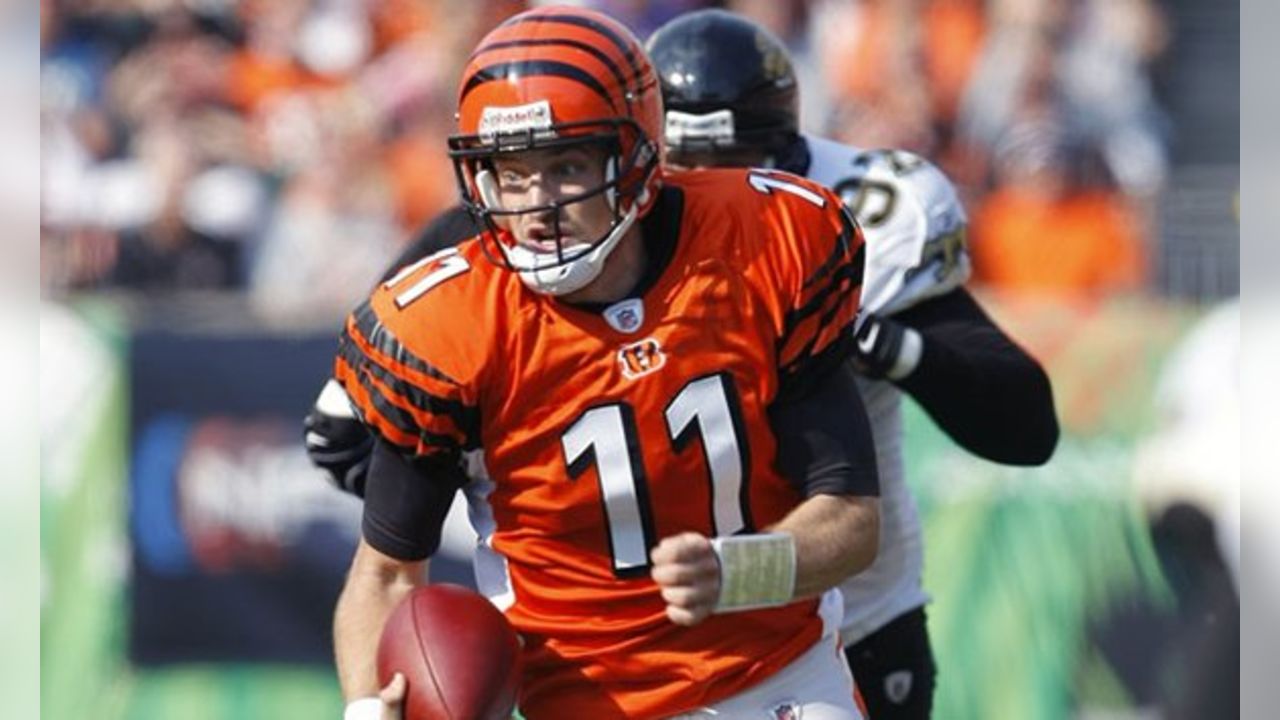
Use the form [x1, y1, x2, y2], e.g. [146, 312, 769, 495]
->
[501, 203, 638, 296]
[475, 168, 647, 296]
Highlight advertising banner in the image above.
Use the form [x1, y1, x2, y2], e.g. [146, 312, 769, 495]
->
[127, 329, 362, 665]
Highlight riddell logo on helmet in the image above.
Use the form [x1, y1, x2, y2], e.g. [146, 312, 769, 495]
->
[617, 337, 666, 380]
[479, 100, 554, 140]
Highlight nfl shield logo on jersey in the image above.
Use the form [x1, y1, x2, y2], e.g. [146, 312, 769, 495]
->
[766, 699, 802, 720]
[603, 298, 645, 333]
[617, 337, 665, 379]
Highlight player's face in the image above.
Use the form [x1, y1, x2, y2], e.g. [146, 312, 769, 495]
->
[665, 145, 770, 171]
[489, 145, 614, 252]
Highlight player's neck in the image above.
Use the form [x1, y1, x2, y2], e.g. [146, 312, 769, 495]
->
[561, 225, 648, 305]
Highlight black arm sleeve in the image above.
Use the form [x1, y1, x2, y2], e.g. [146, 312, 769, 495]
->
[893, 288, 1059, 466]
[362, 439, 465, 560]
[770, 364, 880, 498]
[379, 205, 479, 282]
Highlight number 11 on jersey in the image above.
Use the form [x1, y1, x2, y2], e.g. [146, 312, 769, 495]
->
[561, 373, 752, 577]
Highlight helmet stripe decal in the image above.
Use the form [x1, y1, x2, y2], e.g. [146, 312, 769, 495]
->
[461, 60, 618, 112]
[471, 38, 629, 100]
[502, 13, 644, 92]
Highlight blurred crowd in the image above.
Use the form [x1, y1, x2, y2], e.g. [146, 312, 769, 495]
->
[41, 0, 1176, 323]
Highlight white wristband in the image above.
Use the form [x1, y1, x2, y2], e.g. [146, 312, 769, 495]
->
[344, 697, 382, 720]
[886, 327, 923, 381]
[710, 532, 796, 612]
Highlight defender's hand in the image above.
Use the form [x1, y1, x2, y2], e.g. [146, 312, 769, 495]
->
[304, 380, 375, 497]
[851, 313, 917, 380]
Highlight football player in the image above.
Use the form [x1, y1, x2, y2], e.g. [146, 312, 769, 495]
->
[645, 10, 1059, 720]
[334, 7, 881, 720]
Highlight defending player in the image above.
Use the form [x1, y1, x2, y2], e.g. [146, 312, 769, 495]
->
[646, 10, 1059, 719]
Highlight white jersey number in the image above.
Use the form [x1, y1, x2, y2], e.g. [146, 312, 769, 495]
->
[561, 373, 750, 577]
[384, 247, 471, 308]
[748, 170, 827, 207]
[831, 150, 924, 229]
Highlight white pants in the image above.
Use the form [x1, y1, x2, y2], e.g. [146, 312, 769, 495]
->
[667, 634, 865, 720]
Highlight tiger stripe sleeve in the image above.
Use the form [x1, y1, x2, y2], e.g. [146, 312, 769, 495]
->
[770, 192, 867, 400]
[333, 299, 480, 460]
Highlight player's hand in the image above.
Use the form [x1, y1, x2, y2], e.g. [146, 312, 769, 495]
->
[379, 672, 407, 720]
[851, 312, 908, 379]
[650, 532, 721, 626]
[343, 674, 406, 720]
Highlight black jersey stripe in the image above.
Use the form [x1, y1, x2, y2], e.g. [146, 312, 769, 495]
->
[341, 339, 480, 448]
[345, 357, 469, 455]
[351, 301, 461, 387]
[781, 247, 865, 342]
[802, 209, 860, 291]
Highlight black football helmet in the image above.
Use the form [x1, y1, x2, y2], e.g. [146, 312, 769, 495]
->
[645, 9, 807, 173]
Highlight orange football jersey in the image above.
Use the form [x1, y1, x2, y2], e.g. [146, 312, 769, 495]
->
[336, 168, 866, 719]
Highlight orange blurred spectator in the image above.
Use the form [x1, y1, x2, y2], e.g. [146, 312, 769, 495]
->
[969, 116, 1147, 295]
[225, 0, 351, 113]
[369, 0, 436, 51]
[833, 0, 986, 125]
[816, 0, 986, 151]
[383, 118, 457, 232]
[226, 52, 344, 114]
[922, 0, 987, 125]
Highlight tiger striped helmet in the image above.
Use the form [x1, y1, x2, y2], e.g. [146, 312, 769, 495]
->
[448, 6, 664, 296]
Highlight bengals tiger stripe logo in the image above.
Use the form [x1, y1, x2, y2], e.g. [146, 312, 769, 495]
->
[617, 338, 666, 380]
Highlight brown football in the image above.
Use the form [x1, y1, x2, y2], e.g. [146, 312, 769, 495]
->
[377, 584, 521, 720]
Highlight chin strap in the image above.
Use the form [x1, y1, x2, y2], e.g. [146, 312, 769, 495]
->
[510, 201, 639, 296]
[472, 164, 653, 296]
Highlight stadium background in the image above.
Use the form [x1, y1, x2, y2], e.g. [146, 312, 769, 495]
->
[40, 1, 1239, 718]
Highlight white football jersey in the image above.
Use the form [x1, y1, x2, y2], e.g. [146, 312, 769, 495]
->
[802, 135, 971, 644]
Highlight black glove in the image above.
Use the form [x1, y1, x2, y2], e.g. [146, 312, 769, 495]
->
[851, 312, 908, 379]
[303, 383, 375, 497]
